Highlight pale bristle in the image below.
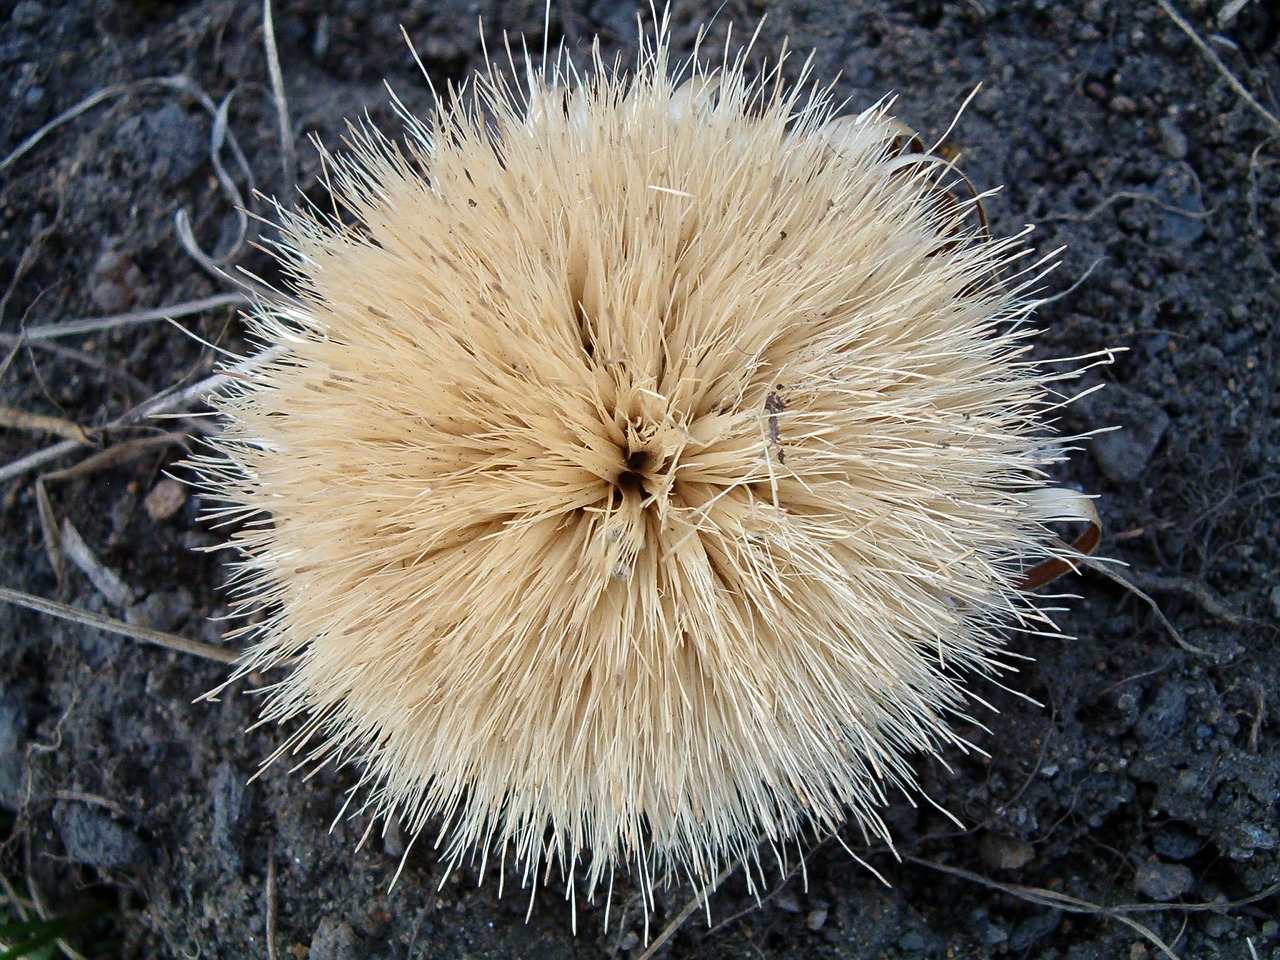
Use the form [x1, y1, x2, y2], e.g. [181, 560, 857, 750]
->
[189, 23, 1084, 914]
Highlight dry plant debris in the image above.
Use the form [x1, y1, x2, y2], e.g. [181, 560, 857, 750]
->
[188, 23, 1102, 917]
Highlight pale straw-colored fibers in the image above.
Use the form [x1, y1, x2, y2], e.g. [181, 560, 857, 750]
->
[192, 21, 1093, 923]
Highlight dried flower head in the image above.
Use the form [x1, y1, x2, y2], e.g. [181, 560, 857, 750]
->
[194, 23, 1096, 912]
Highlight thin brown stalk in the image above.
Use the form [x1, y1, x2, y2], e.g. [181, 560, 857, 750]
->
[0, 585, 240, 665]
[1153, 0, 1280, 136]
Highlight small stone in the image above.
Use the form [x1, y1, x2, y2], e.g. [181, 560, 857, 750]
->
[773, 889, 803, 913]
[11, 1, 45, 27]
[979, 832, 1035, 871]
[1083, 385, 1170, 484]
[1134, 859, 1195, 901]
[1136, 681, 1187, 741]
[89, 282, 127, 313]
[1152, 166, 1207, 247]
[1153, 825, 1201, 861]
[1157, 117, 1188, 159]
[898, 930, 926, 952]
[618, 930, 640, 952]
[54, 802, 145, 869]
[1109, 95, 1137, 114]
[382, 818, 405, 859]
[978, 921, 1008, 947]
[1225, 822, 1278, 860]
[309, 918, 356, 960]
[806, 906, 829, 931]
[1010, 911, 1060, 950]
[1200, 911, 1233, 938]
[144, 478, 188, 521]
[125, 587, 194, 632]
[141, 103, 206, 185]
[90, 249, 142, 313]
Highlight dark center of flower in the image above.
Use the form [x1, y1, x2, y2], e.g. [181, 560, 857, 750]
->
[615, 448, 653, 497]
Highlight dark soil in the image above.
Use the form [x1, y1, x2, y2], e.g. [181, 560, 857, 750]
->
[2, 1, 1278, 958]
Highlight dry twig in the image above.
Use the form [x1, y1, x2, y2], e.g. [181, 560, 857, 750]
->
[0, 585, 240, 666]
[265, 840, 279, 960]
[1153, 0, 1280, 136]
[0, 406, 90, 443]
[0, 345, 285, 486]
[2, 293, 249, 343]
[910, 856, 1279, 942]
[636, 863, 737, 960]
[1042, 190, 1209, 224]
[908, 856, 1185, 958]
[262, 0, 297, 206]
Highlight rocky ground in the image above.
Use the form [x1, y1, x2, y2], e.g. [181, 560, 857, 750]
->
[1, 1, 1278, 958]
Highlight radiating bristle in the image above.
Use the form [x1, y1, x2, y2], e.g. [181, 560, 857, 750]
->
[190, 20, 1089, 919]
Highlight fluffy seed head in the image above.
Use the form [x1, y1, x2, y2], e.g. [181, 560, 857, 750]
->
[194, 26, 1086, 907]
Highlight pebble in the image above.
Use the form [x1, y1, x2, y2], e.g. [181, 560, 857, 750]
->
[977, 921, 1008, 947]
[1083, 384, 1171, 484]
[144, 478, 188, 521]
[1153, 167, 1207, 247]
[589, 0, 640, 46]
[140, 102, 206, 185]
[1200, 911, 1233, 938]
[1158, 117, 1188, 159]
[1153, 825, 1201, 861]
[144, 481, 186, 527]
[1134, 859, 1195, 901]
[898, 930, 926, 952]
[1225, 822, 1278, 860]
[125, 587, 194, 632]
[1136, 681, 1188, 741]
[1109, 94, 1137, 114]
[309, 917, 357, 960]
[54, 801, 145, 869]
[774, 889, 803, 913]
[979, 832, 1035, 871]
[90, 248, 142, 313]
[11, 1, 45, 27]
[1010, 911, 1060, 951]
[382, 818, 405, 859]
[806, 905, 829, 931]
